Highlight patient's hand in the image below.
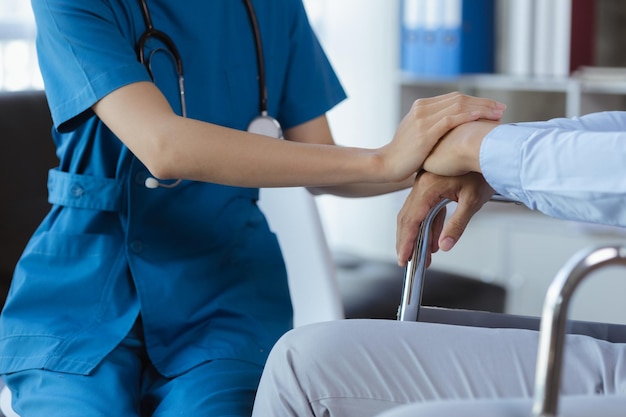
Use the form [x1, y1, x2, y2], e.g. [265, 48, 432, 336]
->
[396, 171, 494, 267]
[422, 119, 500, 176]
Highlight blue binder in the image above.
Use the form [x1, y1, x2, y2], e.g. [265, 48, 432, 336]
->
[400, 0, 495, 78]
[422, 0, 441, 76]
[458, 0, 495, 75]
[400, 0, 425, 75]
[437, 0, 462, 77]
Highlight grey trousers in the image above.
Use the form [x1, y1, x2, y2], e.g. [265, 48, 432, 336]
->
[251, 319, 626, 417]
[375, 395, 626, 417]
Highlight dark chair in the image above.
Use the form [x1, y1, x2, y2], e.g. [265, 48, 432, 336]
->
[334, 251, 506, 320]
[0, 90, 57, 308]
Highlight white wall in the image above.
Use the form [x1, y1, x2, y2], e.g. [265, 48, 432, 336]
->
[304, 0, 405, 262]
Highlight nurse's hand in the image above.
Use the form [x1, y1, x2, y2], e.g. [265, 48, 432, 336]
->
[396, 171, 494, 267]
[380, 92, 504, 181]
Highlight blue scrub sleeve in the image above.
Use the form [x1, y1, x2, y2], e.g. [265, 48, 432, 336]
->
[32, 0, 150, 131]
[276, 1, 346, 129]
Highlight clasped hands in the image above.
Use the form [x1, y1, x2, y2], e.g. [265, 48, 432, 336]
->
[395, 92, 505, 267]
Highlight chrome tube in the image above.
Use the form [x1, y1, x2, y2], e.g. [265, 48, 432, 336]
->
[397, 195, 519, 322]
[397, 199, 451, 321]
[532, 245, 626, 417]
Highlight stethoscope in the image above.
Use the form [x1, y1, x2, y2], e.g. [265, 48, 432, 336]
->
[136, 0, 283, 189]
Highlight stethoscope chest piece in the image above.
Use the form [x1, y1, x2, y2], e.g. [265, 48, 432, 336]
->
[247, 114, 283, 139]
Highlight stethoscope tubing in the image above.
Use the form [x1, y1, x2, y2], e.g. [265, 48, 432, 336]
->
[135, 0, 280, 189]
[242, 0, 269, 115]
[136, 0, 264, 115]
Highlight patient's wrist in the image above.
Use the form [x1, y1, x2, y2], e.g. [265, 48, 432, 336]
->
[458, 120, 499, 173]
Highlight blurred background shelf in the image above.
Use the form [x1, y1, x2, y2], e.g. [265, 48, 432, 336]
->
[305, 0, 626, 323]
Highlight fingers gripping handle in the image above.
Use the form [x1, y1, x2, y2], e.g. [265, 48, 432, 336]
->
[532, 245, 626, 417]
[397, 195, 521, 322]
[397, 199, 451, 322]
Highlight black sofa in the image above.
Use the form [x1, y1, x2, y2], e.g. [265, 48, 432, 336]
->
[0, 90, 58, 308]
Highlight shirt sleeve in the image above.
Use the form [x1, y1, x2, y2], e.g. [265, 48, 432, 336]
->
[32, 0, 150, 131]
[480, 111, 626, 227]
[508, 111, 626, 132]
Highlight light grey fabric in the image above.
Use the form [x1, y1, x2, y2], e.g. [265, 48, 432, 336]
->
[375, 395, 626, 417]
[251, 319, 626, 417]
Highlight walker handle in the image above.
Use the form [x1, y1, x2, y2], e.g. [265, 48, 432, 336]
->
[397, 195, 519, 322]
[532, 245, 626, 417]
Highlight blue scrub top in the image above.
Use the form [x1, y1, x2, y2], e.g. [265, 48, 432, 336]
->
[0, 0, 346, 377]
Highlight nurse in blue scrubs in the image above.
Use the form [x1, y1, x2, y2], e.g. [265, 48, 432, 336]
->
[0, 0, 505, 415]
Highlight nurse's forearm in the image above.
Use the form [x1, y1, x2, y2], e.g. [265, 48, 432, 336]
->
[160, 117, 387, 187]
[307, 174, 416, 198]
[284, 114, 417, 197]
[94, 82, 505, 188]
[94, 82, 381, 186]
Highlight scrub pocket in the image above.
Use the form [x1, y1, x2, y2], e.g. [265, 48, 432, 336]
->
[0, 230, 139, 375]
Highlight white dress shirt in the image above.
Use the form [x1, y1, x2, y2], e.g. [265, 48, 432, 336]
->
[481, 111, 626, 227]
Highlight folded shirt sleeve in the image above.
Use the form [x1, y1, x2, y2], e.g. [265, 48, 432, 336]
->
[480, 111, 626, 227]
